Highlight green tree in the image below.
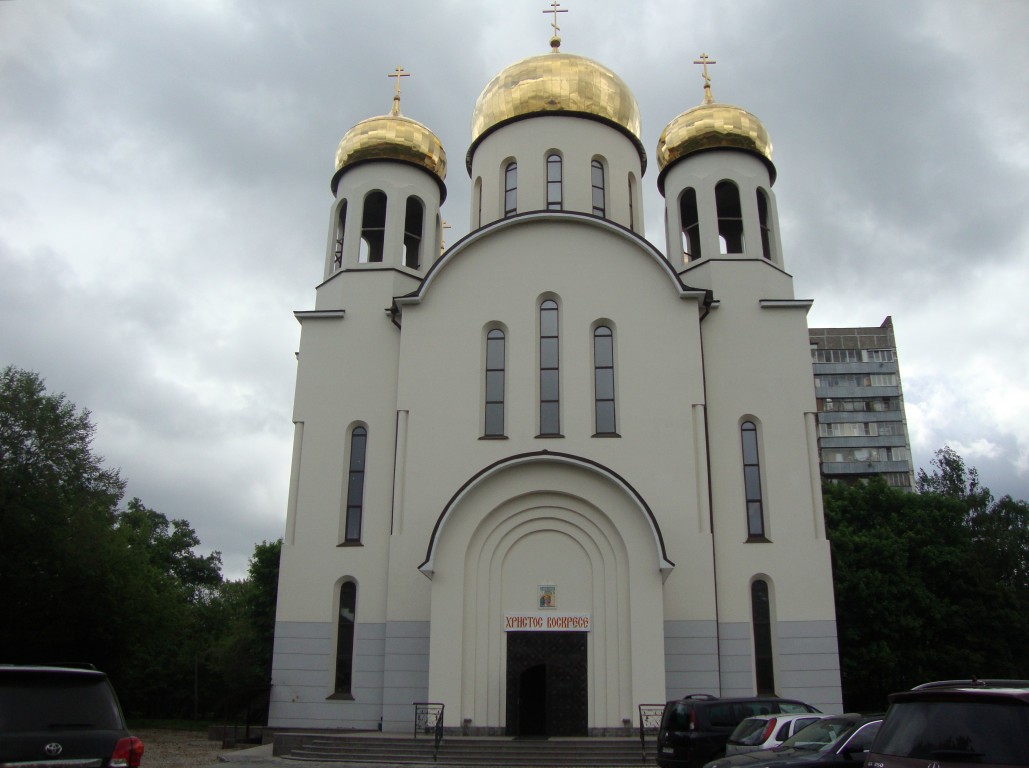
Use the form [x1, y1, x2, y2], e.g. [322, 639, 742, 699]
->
[826, 448, 1029, 711]
[0, 366, 129, 670]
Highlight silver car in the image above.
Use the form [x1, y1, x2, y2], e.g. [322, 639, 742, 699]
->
[725, 713, 825, 755]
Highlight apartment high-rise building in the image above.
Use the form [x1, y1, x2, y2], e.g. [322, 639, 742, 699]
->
[809, 317, 915, 489]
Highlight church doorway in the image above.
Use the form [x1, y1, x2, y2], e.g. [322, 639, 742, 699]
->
[505, 632, 587, 737]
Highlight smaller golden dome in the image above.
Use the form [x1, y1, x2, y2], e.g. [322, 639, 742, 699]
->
[657, 101, 774, 184]
[332, 109, 447, 196]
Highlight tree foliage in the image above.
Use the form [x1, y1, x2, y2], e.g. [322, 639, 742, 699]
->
[826, 447, 1029, 711]
[0, 366, 281, 722]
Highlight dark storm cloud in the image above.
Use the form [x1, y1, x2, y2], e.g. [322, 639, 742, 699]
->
[2, 0, 1027, 576]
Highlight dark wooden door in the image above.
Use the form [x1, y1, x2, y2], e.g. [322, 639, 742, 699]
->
[505, 632, 587, 737]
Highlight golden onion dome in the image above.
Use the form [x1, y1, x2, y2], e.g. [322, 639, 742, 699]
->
[467, 51, 646, 173]
[657, 100, 775, 188]
[332, 106, 447, 198]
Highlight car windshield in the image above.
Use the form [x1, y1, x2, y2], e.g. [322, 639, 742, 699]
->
[0, 673, 124, 732]
[874, 700, 1029, 765]
[781, 717, 853, 752]
[731, 718, 772, 745]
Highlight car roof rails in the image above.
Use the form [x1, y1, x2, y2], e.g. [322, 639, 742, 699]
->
[913, 678, 1029, 690]
[683, 693, 719, 700]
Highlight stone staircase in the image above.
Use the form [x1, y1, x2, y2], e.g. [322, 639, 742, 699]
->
[276, 733, 658, 766]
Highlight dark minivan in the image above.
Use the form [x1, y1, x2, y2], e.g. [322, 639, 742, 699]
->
[656, 694, 821, 768]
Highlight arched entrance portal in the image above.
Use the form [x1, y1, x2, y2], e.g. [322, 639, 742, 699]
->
[423, 455, 671, 734]
[506, 632, 587, 737]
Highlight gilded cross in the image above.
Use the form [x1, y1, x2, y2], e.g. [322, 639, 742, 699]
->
[388, 66, 410, 115]
[543, 1, 567, 49]
[693, 53, 716, 103]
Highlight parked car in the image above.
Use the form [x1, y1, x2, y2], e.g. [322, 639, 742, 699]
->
[702, 713, 882, 768]
[0, 664, 144, 768]
[726, 713, 826, 755]
[656, 694, 822, 768]
[866, 679, 1029, 768]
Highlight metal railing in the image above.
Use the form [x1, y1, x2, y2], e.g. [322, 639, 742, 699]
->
[413, 702, 445, 761]
[638, 703, 665, 761]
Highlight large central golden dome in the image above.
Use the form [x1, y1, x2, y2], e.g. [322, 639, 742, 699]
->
[467, 51, 645, 172]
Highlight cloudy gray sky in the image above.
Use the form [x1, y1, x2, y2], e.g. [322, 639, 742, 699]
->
[3, 0, 1027, 578]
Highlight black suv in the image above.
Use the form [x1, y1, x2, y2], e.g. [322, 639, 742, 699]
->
[0, 665, 144, 768]
[866, 679, 1029, 768]
[656, 694, 822, 768]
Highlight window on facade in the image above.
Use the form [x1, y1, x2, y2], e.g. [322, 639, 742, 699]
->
[333, 200, 347, 270]
[716, 181, 745, 254]
[751, 579, 774, 694]
[403, 197, 424, 269]
[334, 581, 356, 695]
[504, 162, 517, 217]
[757, 189, 773, 261]
[359, 191, 387, 263]
[812, 348, 861, 363]
[474, 178, 483, 228]
[344, 426, 367, 543]
[628, 175, 636, 231]
[741, 421, 765, 538]
[865, 349, 896, 362]
[591, 159, 606, 217]
[680, 187, 702, 261]
[546, 153, 562, 210]
[539, 300, 560, 435]
[594, 326, 616, 435]
[485, 329, 505, 437]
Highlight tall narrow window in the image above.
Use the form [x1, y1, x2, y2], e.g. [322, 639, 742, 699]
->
[344, 426, 367, 542]
[474, 177, 483, 228]
[403, 196, 424, 268]
[504, 162, 518, 217]
[628, 175, 636, 231]
[334, 581, 357, 695]
[716, 181, 745, 254]
[333, 200, 347, 270]
[751, 579, 774, 694]
[741, 421, 765, 538]
[680, 188, 701, 261]
[539, 300, 560, 435]
[593, 326, 616, 435]
[485, 329, 505, 437]
[591, 159, 606, 217]
[359, 191, 387, 263]
[546, 153, 562, 210]
[757, 189, 773, 261]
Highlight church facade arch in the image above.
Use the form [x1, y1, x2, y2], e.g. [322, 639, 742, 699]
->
[423, 453, 671, 734]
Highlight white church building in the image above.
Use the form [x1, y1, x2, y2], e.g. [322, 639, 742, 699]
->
[268, 32, 844, 736]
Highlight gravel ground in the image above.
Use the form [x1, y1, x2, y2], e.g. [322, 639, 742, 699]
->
[135, 729, 258, 768]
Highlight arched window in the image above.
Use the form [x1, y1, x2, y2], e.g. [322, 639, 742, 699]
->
[474, 177, 483, 228]
[504, 162, 518, 217]
[546, 153, 562, 210]
[757, 189, 773, 261]
[680, 188, 702, 262]
[591, 159, 606, 217]
[716, 181, 745, 254]
[359, 191, 387, 263]
[741, 421, 765, 539]
[344, 426, 367, 543]
[485, 329, 505, 437]
[593, 326, 616, 435]
[628, 174, 636, 231]
[751, 579, 774, 694]
[539, 300, 560, 436]
[333, 200, 347, 271]
[334, 581, 357, 695]
[404, 196, 424, 268]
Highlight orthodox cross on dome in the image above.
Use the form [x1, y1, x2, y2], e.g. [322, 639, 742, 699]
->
[388, 66, 410, 115]
[543, 1, 567, 51]
[693, 52, 717, 104]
